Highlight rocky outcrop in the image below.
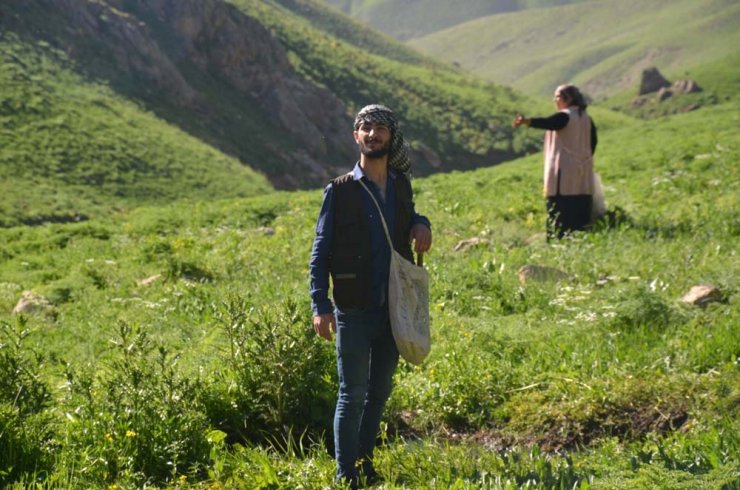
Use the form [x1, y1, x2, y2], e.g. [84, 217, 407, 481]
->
[638, 67, 671, 95]
[672, 79, 702, 94]
[633, 67, 703, 110]
[135, 0, 353, 162]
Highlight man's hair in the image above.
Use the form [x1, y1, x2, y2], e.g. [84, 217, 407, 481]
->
[354, 104, 411, 173]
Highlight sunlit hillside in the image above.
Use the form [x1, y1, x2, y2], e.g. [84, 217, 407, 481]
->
[408, 0, 740, 98]
[322, 0, 588, 40]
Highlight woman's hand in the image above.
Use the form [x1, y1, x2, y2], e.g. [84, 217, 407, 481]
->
[512, 114, 529, 128]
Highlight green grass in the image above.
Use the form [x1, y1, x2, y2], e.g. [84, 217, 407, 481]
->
[0, 80, 738, 487]
[271, 0, 431, 64]
[408, 0, 740, 98]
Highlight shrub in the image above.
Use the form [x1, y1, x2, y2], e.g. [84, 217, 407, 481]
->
[608, 286, 681, 332]
[203, 296, 336, 443]
[59, 322, 211, 486]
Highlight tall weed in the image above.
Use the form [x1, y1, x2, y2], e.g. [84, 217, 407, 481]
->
[59, 322, 210, 486]
[0, 318, 55, 485]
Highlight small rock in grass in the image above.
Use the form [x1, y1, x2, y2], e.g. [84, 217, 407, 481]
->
[453, 237, 488, 252]
[681, 284, 722, 307]
[12, 290, 54, 316]
[518, 265, 570, 285]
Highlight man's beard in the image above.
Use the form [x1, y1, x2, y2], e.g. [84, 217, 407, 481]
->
[359, 140, 390, 159]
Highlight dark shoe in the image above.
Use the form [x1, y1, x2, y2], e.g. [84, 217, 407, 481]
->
[359, 465, 381, 487]
[363, 473, 381, 487]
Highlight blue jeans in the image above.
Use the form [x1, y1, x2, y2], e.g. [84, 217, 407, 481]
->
[334, 306, 399, 481]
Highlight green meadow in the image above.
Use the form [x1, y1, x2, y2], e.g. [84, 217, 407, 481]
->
[2, 58, 738, 488]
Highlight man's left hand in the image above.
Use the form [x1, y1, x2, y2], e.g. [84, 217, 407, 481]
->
[409, 224, 432, 254]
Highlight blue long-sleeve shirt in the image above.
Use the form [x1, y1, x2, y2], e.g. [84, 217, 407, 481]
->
[309, 163, 431, 315]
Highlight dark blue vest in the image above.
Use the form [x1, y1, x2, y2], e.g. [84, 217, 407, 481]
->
[329, 172, 413, 310]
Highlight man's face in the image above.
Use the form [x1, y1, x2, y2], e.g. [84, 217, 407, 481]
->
[354, 121, 391, 159]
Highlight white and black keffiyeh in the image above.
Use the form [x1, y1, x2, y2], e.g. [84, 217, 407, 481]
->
[354, 104, 411, 174]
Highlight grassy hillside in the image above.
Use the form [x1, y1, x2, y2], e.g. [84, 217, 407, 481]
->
[408, 0, 740, 98]
[0, 33, 273, 227]
[322, 0, 588, 40]
[271, 0, 431, 64]
[3, 0, 551, 217]
[1, 85, 738, 487]
[3, 0, 361, 191]
[228, 0, 545, 170]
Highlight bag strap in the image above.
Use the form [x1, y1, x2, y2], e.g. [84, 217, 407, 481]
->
[358, 179, 424, 266]
[358, 179, 393, 248]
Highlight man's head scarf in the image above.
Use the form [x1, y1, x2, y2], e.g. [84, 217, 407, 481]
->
[353, 104, 411, 174]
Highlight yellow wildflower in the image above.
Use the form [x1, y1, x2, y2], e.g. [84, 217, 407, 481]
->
[125, 430, 137, 438]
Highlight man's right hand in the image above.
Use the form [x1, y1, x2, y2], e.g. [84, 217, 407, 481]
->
[313, 313, 336, 341]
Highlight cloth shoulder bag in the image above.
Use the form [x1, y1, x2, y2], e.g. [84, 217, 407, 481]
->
[359, 180, 431, 365]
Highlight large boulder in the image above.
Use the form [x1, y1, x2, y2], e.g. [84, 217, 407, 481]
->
[639, 67, 671, 95]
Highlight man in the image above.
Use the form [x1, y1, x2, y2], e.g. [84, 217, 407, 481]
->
[309, 104, 432, 487]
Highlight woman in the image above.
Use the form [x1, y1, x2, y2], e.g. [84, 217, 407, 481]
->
[513, 84, 598, 239]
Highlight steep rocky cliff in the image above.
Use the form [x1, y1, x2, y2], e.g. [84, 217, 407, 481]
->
[4, 0, 356, 188]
